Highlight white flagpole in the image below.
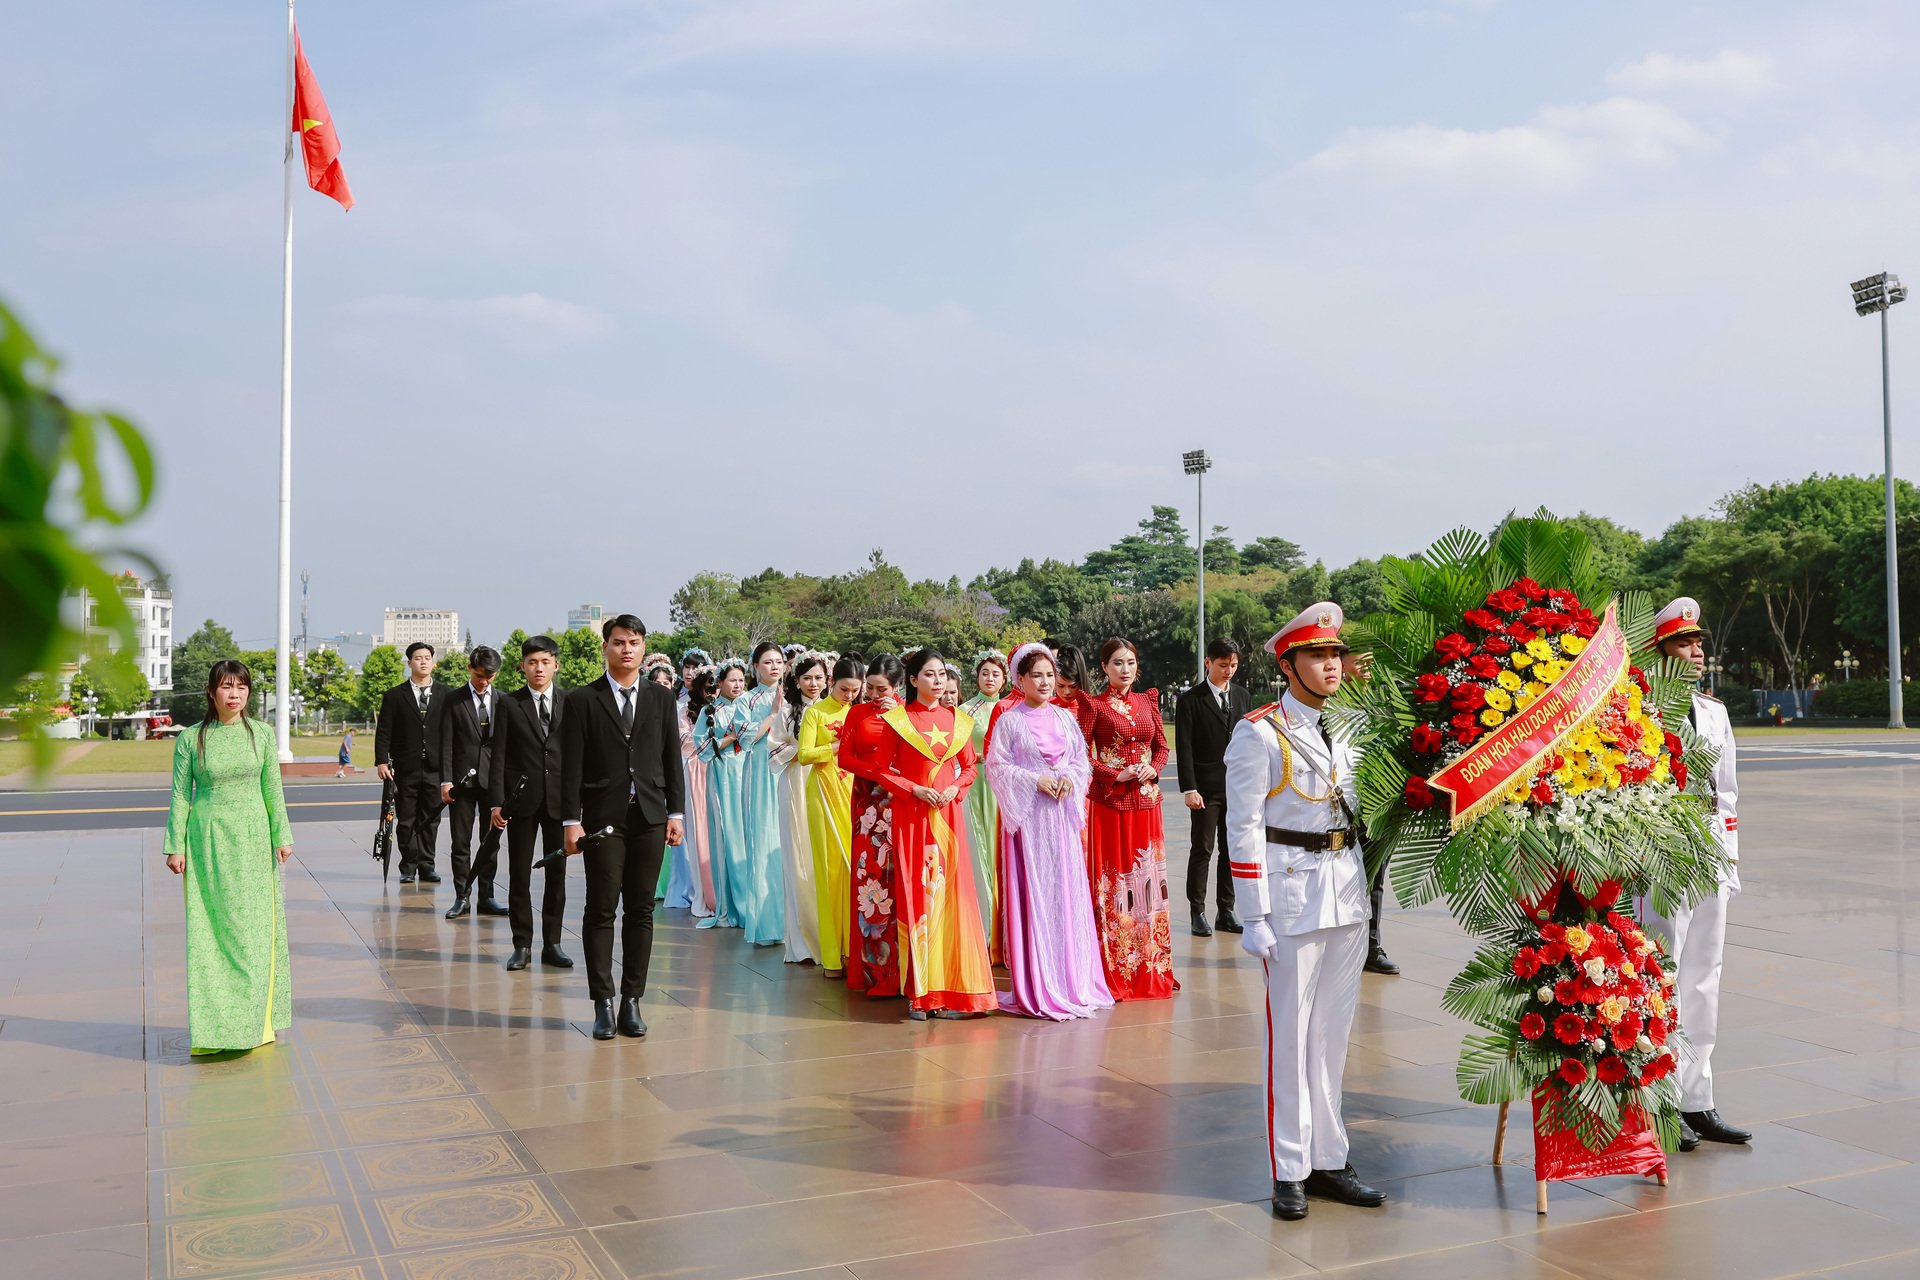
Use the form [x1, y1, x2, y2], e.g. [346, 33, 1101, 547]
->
[275, 0, 296, 762]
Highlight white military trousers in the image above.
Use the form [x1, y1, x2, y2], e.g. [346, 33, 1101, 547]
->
[1641, 877, 1737, 1111]
[1261, 920, 1367, 1182]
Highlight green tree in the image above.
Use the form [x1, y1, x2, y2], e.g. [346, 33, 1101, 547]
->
[69, 651, 150, 725]
[558, 628, 604, 688]
[1065, 589, 1186, 692]
[972, 558, 1110, 639]
[494, 629, 530, 693]
[1328, 558, 1390, 619]
[299, 647, 354, 729]
[0, 299, 156, 702]
[170, 619, 240, 722]
[1202, 526, 1240, 575]
[1240, 536, 1306, 573]
[1083, 506, 1195, 592]
[433, 648, 469, 688]
[8, 673, 62, 737]
[355, 645, 406, 720]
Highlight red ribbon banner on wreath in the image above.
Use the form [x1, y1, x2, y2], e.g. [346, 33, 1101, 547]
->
[1426, 602, 1630, 830]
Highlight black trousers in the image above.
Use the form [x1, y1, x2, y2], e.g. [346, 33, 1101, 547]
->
[506, 812, 567, 950]
[582, 807, 666, 1002]
[1185, 791, 1232, 912]
[447, 787, 502, 899]
[394, 772, 444, 875]
[1369, 858, 1391, 949]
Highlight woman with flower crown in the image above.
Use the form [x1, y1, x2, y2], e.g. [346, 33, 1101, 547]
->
[770, 650, 829, 964]
[800, 655, 863, 977]
[1080, 636, 1178, 1000]
[678, 658, 717, 919]
[867, 647, 996, 1018]
[840, 654, 906, 998]
[694, 658, 750, 931]
[959, 650, 1009, 960]
[644, 654, 690, 904]
[988, 643, 1112, 1020]
[729, 642, 789, 947]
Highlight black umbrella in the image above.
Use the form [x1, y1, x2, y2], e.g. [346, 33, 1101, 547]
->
[372, 775, 397, 881]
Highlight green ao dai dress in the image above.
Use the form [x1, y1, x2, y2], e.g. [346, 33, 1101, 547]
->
[163, 718, 294, 1054]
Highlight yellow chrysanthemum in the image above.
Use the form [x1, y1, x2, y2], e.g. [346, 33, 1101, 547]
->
[1528, 682, 1549, 701]
[1534, 660, 1566, 683]
[1496, 670, 1523, 691]
[1480, 708, 1505, 728]
[1484, 687, 1514, 712]
[1525, 638, 1555, 661]
[1510, 650, 1533, 669]
[1561, 634, 1588, 655]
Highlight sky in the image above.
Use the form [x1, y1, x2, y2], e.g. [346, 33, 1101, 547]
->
[6, 0, 1919, 651]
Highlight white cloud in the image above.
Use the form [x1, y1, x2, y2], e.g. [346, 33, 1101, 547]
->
[1303, 97, 1710, 193]
[1607, 49, 1775, 97]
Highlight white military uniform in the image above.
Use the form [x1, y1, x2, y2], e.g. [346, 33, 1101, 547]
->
[1225, 688, 1370, 1183]
[1636, 597, 1740, 1112]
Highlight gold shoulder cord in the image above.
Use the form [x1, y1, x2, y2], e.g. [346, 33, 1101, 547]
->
[1263, 713, 1338, 803]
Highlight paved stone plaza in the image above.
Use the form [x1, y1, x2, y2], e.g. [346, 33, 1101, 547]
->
[1, 744, 1917, 1279]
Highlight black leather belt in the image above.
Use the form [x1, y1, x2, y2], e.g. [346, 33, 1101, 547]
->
[1265, 826, 1356, 853]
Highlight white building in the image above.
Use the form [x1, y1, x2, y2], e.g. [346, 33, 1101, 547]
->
[566, 604, 605, 633]
[67, 572, 173, 694]
[382, 608, 460, 653]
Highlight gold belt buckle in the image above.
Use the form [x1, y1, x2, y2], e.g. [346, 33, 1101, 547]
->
[1323, 829, 1344, 852]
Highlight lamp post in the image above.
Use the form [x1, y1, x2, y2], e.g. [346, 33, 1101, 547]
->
[1835, 650, 1859, 682]
[1704, 656, 1723, 695]
[1183, 449, 1212, 685]
[1850, 271, 1908, 729]
[81, 692, 100, 738]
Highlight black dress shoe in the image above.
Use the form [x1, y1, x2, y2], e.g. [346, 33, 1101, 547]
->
[591, 1000, 615, 1041]
[1191, 908, 1214, 938]
[478, 898, 509, 916]
[505, 947, 532, 971]
[419, 870, 442, 884]
[541, 944, 574, 969]
[1678, 1118, 1700, 1152]
[1304, 1164, 1387, 1207]
[444, 897, 470, 920]
[617, 997, 646, 1038]
[1270, 1180, 1307, 1220]
[1215, 909, 1243, 934]
[398, 870, 418, 884]
[1364, 945, 1401, 976]
[1682, 1109, 1752, 1144]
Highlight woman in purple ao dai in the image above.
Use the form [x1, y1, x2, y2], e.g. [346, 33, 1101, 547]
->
[986, 643, 1114, 1021]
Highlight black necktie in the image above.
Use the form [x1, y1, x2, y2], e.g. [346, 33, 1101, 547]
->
[537, 693, 551, 734]
[1318, 718, 1333, 750]
[619, 686, 634, 736]
[417, 687, 430, 717]
[476, 693, 491, 743]
[1217, 689, 1228, 711]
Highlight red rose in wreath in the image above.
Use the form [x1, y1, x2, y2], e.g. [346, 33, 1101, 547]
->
[1435, 632, 1475, 663]
[1486, 588, 1526, 613]
[1403, 776, 1437, 811]
[1413, 673, 1451, 703]
[1411, 724, 1445, 756]
[1481, 636, 1512, 656]
[1466, 653, 1502, 681]
[1450, 684, 1487, 712]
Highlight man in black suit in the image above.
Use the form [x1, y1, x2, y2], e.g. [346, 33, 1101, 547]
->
[375, 641, 447, 885]
[488, 635, 573, 972]
[560, 614, 685, 1041]
[1175, 638, 1250, 937]
[438, 646, 506, 920]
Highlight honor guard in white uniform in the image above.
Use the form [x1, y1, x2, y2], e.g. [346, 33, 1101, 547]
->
[1225, 602, 1386, 1220]
[1639, 596, 1751, 1149]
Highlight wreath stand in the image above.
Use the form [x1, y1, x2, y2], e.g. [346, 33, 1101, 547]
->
[1493, 1087, 1667, 1215]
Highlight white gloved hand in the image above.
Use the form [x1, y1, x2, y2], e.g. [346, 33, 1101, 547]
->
[1240, 916, 1278, 960]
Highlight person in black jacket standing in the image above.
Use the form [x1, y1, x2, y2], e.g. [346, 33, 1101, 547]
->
[488, 635, 573, 973]
[439, 646, 506, 921]
[561, 615, 685, 1041]
[375, 641, 447, 885]
[1174, 638, 1250, 937]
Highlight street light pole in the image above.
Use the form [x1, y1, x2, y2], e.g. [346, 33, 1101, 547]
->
[1850, 272, 1907, 729]
[1183, 450, 1212, 684]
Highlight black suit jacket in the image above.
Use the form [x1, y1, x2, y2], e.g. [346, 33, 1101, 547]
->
[560, 676, 684, 833]
[488, 685, 564, 820]
[439, 684, 500, 794]
[374, 681, 447, 778]
[1174, 680, 1250, 795]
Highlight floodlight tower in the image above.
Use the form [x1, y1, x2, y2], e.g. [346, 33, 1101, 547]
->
[1183, 450, 1212, 684]
[1850, 272, 1908, 729]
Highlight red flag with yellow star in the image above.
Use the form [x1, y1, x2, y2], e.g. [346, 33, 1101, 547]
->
[292, 27, 353, 210]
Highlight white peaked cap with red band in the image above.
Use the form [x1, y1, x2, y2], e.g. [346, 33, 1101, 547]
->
[1652, 596, 1706, 644]
[1265, 601, 1350, 660]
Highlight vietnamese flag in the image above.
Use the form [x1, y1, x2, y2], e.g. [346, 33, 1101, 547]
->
[292, 27, 353, 210]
